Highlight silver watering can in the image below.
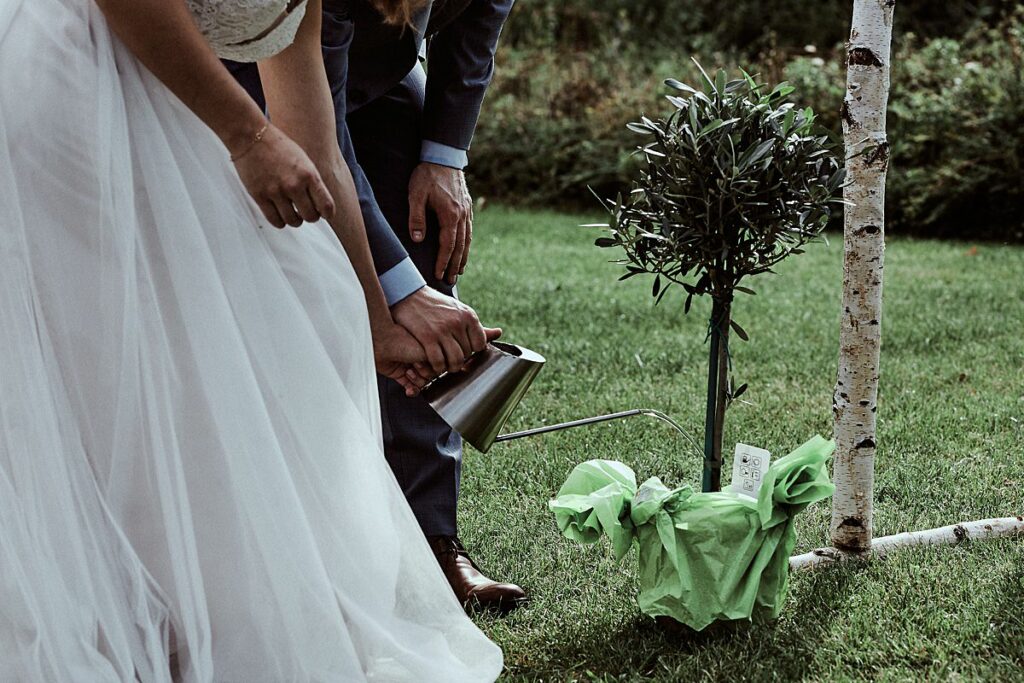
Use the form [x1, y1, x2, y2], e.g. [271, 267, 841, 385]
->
[423, 341, 691, 453]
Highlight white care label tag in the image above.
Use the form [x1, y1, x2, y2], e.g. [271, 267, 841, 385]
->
[729, 443, 771, 500]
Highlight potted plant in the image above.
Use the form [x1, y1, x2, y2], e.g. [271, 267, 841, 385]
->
[595, 63, 845, 491]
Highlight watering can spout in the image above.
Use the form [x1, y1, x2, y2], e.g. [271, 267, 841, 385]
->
[424, 341, 699, 455]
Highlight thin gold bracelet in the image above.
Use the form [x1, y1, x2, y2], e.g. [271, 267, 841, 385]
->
[230, 123, 269, 162]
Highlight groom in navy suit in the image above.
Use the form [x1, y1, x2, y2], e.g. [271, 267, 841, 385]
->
[228, 0, 525, 613]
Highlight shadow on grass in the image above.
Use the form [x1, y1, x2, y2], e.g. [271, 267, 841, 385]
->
[509, 566, 859, 680]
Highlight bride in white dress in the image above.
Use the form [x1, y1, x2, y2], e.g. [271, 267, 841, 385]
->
[0, 0, 503, 680]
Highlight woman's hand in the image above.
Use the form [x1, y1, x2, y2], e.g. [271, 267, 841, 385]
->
[254, 1, 442, 398]
[373, 322, 437, 397]
[232, 123, 336, 228]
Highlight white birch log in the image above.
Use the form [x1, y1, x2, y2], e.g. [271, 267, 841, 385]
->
[831, 0, 896, 552]
[792, 516, 1024, 570]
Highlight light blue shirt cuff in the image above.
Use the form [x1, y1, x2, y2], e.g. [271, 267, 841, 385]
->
[420, 140, 468, 170]
[379, 258, 426, 306]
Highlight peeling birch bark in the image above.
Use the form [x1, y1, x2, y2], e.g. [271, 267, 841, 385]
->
[791, 516, 1024, 570]
[831, 0, 896, 552]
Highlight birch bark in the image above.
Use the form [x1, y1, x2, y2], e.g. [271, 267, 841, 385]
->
[793, 517, 1024, 570]
[831, 0, 895, 552]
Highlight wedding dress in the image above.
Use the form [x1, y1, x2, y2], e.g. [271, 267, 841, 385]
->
[0, 0, 502, 681]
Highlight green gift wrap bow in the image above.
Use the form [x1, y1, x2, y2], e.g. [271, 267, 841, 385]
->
[549, 435, 836, 630]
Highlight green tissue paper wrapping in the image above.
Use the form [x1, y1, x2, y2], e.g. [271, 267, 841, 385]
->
[550, 435, 836, 631]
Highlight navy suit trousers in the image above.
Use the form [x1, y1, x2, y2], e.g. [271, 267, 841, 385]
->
[347, 65, 462, 537]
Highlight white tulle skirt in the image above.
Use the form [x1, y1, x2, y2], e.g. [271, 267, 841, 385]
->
[0, 0, 502, 681]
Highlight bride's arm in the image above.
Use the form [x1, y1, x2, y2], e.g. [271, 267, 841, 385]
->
[256, 1, 432, 382]
[94, 0, 335, 227]
[95, 0, 428, 391]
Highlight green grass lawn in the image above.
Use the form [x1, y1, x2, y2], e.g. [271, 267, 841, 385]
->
[455, 206, 1024, 682]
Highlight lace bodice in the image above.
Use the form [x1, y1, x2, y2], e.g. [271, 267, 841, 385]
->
[187, 0, 307, 62]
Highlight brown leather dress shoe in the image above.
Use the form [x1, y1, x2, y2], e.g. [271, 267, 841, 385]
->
[428, 536, 528, 614]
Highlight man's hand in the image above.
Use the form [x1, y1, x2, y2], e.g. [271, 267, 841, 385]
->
[408, 162, 472, 285]
[392, 286, 501, 376]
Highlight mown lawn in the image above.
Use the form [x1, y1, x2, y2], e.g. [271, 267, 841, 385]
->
[455, 206, 1024, 682]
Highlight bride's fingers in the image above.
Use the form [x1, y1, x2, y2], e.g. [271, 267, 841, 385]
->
[404, 367, 431, 387]
[271, 194, 303, 228]
[412, 362, 435, 381]
[308, 176, 336, 222]
[293, 186, 321, 223]
[255, 196, 286, 228]
[395, 374, 422, 397]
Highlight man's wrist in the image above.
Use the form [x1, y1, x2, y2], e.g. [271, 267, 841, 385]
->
[380, 258, 427, 307]
[420, 140, 468, 170]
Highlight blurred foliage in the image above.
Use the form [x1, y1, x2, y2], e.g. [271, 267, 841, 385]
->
[470, 2, 1023, 240]
[501, 0, 1011, 56]
[887, 24, 1024, 239]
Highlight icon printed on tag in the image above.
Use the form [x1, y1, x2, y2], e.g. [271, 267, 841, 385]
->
[729, 443, 771, 499]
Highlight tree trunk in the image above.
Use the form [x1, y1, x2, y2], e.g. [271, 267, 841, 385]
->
[831, 0, 895, 552]
[702, 297, 731, 492]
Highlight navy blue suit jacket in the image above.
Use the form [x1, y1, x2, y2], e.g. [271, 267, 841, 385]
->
[341, 0, 513, 149]
[227, 0, 512, 302]
[274, 0, 512, 303]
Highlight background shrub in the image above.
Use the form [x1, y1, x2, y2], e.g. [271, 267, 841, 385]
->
[501, 0, 1008, 57]
[469, 2, 1023, 240]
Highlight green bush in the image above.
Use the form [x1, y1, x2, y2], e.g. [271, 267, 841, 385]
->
[887, 22, 1024, 239]
[778, 16, 1024, 238]
[471, 10, 1023, 240]
[469, 48, 667, 207]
